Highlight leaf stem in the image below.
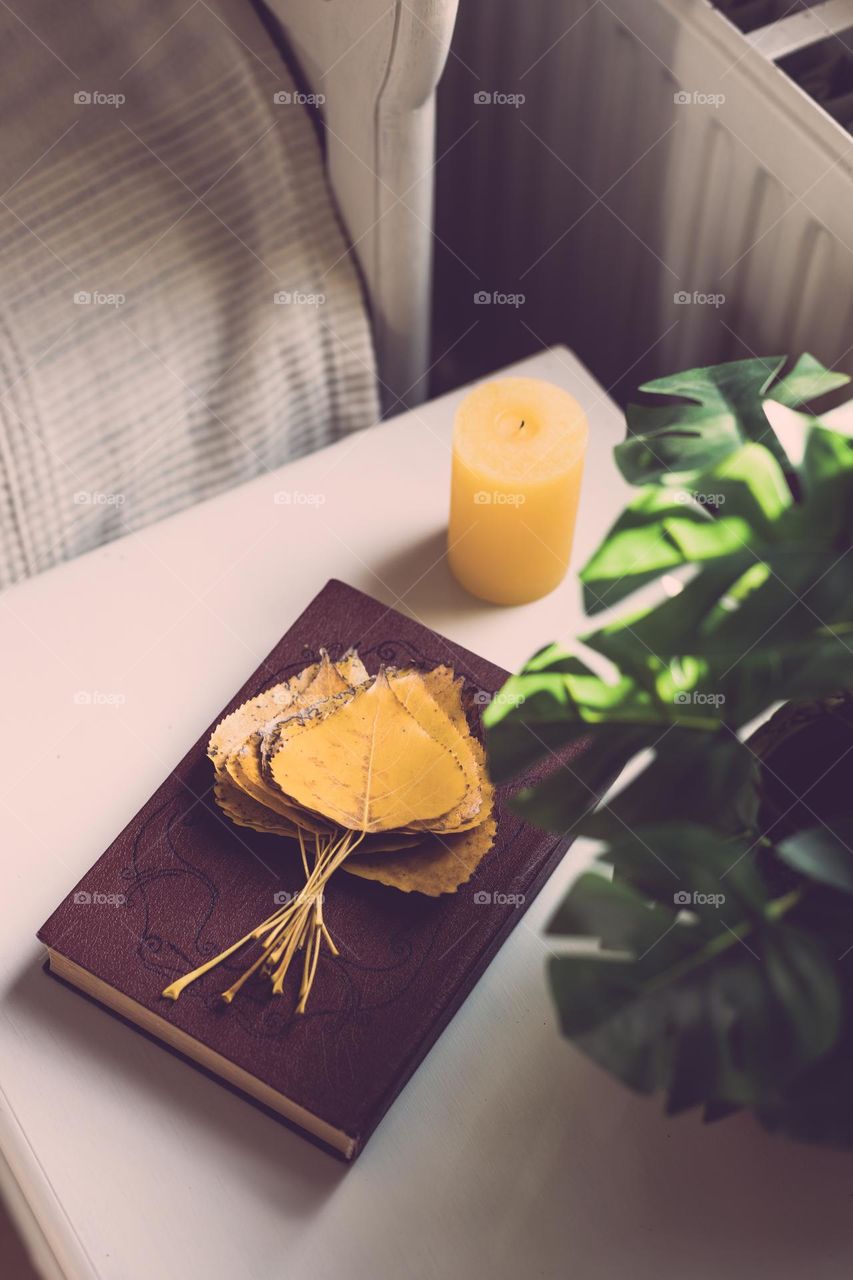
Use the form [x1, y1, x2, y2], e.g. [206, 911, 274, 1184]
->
[645, 888, 802, 992]
[162, 826, 365, 1011]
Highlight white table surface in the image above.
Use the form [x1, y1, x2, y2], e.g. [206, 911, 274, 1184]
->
[2, 346, 852, 1280]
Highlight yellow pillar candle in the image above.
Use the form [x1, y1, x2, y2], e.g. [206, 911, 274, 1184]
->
[448, 377, 589, 605]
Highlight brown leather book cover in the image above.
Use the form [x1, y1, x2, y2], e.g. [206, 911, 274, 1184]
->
[38, 579, 586, 1159]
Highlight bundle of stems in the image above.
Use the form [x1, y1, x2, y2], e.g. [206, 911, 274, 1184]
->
[162, 828, 364, 1011]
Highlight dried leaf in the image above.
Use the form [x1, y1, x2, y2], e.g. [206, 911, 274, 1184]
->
[387, 668, 492, 833]
[418, 665, 470, 735]
[209, 651, 497, 899]
[360, 831, 424, 855]
[345, 815, 498, 895]
[260, 687, 355, 775]
[208, 669, 310, 768]
[210, 650, 365, 772]
[217, 651, 368, 834]
[213, 776, 299, 837]
[227, 740, 332, 833]
[269, 669, 472, 832]
[297, 648, 355, 704]
[170, 651, 500, 1013]
[393, 665, 492, 811]
[336, 648, 370, 687]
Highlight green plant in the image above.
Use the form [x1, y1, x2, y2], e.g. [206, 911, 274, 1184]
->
[484, 354, 853, 1146]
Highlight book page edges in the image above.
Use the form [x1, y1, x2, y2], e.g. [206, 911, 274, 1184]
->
[44, 949, 356, 1160]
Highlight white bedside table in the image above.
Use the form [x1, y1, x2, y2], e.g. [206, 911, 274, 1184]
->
[1, 348, 851, 1280]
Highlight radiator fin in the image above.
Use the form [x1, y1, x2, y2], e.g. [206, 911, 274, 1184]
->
[434, 0, 853, 401]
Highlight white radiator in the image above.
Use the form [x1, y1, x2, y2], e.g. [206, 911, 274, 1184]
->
[435, 0, 853, 401]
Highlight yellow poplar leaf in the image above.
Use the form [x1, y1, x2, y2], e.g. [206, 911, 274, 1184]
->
[268, 669, 469, 833]
[353, 831, 422, 855]
[255, 650, 365, 777]
[387, 669, 489, 833]
[209, 648, 361, 774]
[420, 666, 494, 827]
[297, 649, 353, 706]
[219, 651, 365, 830]
[208, 675, 307, 768]
[345, 815, 498, 895]
[259, 686, 355, 776]
[213, 776, 299, 838]
[217, 773, 418, 857]
[400, 668, 490, 797]
[227, 740, 333, 834]
[336, 648, 370, 687]
[387, 669, 473, 765]
[418, 665, 470, 736]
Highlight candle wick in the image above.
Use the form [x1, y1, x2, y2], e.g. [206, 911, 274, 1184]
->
[519, 420, 525, 431]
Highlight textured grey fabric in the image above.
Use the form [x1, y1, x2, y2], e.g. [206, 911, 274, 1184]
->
[0, 0, 379, 589]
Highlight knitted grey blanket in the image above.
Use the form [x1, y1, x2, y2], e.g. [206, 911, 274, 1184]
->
[0, 0, 378, 588]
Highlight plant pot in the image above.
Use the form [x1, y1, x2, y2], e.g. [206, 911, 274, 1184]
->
[751, 692, 853, 844]
[747, 692, 853, 1146]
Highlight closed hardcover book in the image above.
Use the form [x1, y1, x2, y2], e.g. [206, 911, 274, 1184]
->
[38, 579, 585, 1160]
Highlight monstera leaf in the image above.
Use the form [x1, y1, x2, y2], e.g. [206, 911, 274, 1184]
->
[776, 821, 853, 895]
[547, 822, 842, 1113]
[616, 354, 849, 486]
[583, 418, 853, 617]
[581, 441, 793, 612]
[485, 354, 853, 1146]
[549, 896, 841, 1112]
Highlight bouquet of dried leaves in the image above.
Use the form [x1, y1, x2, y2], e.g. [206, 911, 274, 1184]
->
[163, 650, 495, 1012]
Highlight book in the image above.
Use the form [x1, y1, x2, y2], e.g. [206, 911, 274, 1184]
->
[38, 579, 587, 1160]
